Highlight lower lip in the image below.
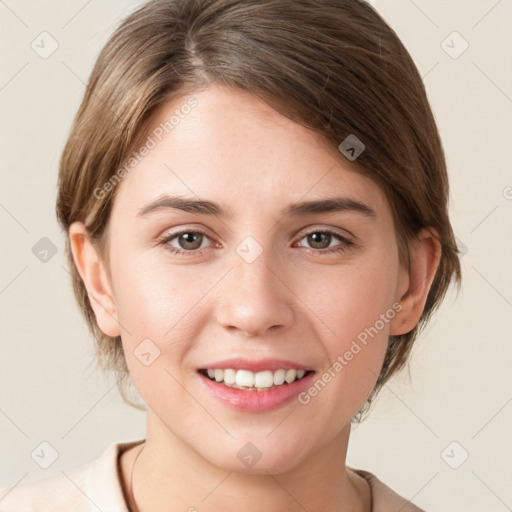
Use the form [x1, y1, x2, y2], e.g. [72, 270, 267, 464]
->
[197, 371, 315, 412]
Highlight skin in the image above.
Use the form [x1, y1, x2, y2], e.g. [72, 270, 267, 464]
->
[69, 84, 441, 512]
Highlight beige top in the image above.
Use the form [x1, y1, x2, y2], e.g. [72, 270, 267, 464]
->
[0, 439, 425, 511]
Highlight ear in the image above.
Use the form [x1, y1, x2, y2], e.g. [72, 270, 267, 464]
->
[389, 227, 442, 336]
[68, 221, 121, 338]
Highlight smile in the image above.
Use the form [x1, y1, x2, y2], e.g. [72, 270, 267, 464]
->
[199, 368, 312, 391]
[197, 365, 316, 412]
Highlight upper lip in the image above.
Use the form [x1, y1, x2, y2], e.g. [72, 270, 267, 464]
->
[198, 358, 314, 373]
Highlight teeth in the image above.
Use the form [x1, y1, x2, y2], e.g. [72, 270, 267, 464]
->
[273, 369, 285, 386]
[202, 368, 309, 390]
[223, 368, 236, 385]
[254, 370, 273, 389]
[285, 369, 297, 383]
[235, 370, 254, 388]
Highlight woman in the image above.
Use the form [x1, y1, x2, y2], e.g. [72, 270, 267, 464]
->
[0, 0, 461, 510]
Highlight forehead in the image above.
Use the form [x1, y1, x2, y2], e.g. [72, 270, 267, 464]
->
[111, 84, 390, 220]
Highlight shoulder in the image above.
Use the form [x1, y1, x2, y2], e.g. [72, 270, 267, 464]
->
[348, 467, 427, 512]
[0, 466, 88, 512]
[0, 439, 145, 512]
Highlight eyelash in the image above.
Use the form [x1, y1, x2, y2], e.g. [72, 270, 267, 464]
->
[157, 229, 355, 257]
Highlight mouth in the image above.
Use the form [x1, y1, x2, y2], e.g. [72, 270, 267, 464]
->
[198, 368, 314, 391]
[196, 357, 317, 412]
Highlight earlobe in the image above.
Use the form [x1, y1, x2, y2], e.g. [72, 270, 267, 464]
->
[389, 228, 442, 336]
[68, 221, 121, 338]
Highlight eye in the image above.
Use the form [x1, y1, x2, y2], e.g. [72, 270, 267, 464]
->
[158, 230, 213, 257]
[295, 230, 354, 255]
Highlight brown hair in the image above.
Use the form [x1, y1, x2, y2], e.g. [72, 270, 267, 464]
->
[56, 0, 461, 422]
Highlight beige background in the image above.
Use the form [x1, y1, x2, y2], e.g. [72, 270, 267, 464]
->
[0, 1, 511, 510]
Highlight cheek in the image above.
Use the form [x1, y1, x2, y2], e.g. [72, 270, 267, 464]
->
[306, 252, 399, 342]
[111, 255, 214, 369]
[302, 255, 398, 404]
[112, 249, 192, 329]
[113, 261, 204, 408]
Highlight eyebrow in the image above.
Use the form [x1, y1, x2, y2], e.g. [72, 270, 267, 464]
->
[137, 194, 376, 219]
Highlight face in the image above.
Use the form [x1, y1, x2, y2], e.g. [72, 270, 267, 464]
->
[86, 84, 412, 473]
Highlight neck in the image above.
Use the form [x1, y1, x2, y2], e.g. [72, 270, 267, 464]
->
[126, 412, 370, 512]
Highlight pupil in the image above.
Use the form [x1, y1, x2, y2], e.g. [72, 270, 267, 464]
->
[181, 232, 201, 250]
[309, 232, 330, 249]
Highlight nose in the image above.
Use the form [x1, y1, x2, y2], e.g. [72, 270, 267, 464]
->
[215, 251, 296, 338]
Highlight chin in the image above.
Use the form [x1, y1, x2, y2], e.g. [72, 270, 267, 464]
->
[199, 435, 314, 476]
